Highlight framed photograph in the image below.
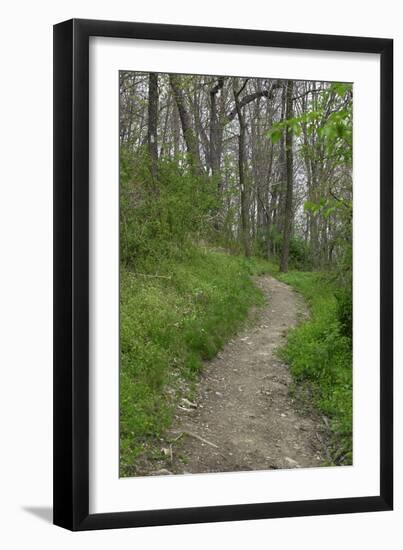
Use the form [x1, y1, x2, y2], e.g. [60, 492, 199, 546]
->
[53, 19, 393, 530]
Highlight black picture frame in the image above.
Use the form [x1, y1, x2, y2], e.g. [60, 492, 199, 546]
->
[53, 18, 393, 531]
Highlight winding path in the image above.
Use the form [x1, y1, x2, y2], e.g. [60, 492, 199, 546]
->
[165, 275, 325, 474]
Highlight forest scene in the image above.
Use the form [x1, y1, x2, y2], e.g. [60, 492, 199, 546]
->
[119, 71, 353, 477]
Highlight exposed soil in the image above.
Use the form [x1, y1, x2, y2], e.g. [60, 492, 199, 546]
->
[143, 275, 327, 476]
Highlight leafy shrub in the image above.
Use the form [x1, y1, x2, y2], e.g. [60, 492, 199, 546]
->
[277, 271, 352, 464]
[262, 227, 311, 270]
[335, 286, 353, 339]
[120, 148, 217, 269]
[288, 237, 312, 270]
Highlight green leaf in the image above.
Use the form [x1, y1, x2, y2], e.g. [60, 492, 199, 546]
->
[304, 200, 320, 213]
[268, 128, 282, 144]
[331, 83, 352, 97]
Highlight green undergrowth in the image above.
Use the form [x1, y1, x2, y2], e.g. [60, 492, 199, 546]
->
[120, 248, 272, 476]
[275, 271, 352, 465]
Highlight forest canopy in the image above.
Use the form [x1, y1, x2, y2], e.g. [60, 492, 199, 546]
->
[120, 72, 352, 276]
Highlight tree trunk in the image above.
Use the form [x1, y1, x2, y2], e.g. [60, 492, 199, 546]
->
[234, 79, 251, 257]
[169, 74, 202, 175]
[147, 72, 159, 181]
[172, 99, 180, 159]
[278, 84, 287, 234]
[280, 80, 294, 273]
[209, 77, 225, 187]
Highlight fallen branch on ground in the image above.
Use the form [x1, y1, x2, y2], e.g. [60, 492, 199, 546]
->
[133, 272, 172, 280]
[175, 430, 218, 449]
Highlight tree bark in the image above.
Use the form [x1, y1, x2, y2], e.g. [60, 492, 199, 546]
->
[226, 85, 279, 123]
[234, 79, 251, 257]
[280, 80, 294, 273]
[169, 74, 202, 175]
[209, 77, 225, 187]
[147, 72, 159, 181]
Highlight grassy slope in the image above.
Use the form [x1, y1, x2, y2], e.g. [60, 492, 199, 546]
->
[120, 247, 352, 474]
[275, 271, 352, 464]
[120, 248, 269, 475]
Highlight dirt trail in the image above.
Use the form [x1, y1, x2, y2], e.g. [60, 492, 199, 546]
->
[160, 275, 326, 474]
